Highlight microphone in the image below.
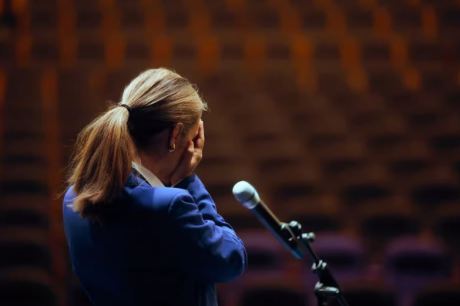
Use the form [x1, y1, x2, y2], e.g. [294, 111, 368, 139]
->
[232, 181, 303, 259]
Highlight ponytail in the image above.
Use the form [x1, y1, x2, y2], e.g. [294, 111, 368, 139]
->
[67, 105, 134, 216]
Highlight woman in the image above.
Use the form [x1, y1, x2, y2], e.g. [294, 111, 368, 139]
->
[62, 68, 247, 306]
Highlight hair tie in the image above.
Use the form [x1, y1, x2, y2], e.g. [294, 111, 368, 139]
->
[119, 104, 131, 113]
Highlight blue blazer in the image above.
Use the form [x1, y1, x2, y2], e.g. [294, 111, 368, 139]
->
[63, 171, 247, 306]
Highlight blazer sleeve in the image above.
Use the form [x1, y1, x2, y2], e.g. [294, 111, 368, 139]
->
[174, 175, 230, 227]
[167, 184, 247, 283]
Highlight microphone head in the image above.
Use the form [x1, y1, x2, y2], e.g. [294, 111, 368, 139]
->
[232, 181, 260, 209]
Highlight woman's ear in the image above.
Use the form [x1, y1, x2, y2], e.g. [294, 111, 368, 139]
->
[169, 122, 184, 151]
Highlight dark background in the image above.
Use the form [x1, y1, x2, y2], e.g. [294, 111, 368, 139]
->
[0, 0, 459, 306]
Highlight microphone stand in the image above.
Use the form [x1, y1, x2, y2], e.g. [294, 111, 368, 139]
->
[274, 220, 349, 306]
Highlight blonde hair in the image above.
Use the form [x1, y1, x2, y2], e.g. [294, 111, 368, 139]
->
[66, 68, 207, 216]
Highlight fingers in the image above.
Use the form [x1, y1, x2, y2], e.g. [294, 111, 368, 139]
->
[194, 120, 205, 150]
[187, 140, 195, 154]
[199, 120, 205, 143]
[170, 141, 194, 185]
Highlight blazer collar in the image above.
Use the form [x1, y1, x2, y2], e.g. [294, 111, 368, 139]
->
[126, 168, 150, 188]
[131, 161, 165, 187]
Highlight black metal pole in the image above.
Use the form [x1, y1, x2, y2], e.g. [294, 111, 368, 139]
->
[276, 221, 349, 306]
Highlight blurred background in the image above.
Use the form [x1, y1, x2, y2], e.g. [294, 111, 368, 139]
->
[0, 0, 459, 305]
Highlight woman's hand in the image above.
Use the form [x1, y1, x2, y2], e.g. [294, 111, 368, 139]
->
[170, 120, 205, 186]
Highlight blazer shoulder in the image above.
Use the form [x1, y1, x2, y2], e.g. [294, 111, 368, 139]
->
[63, 185, 76, 205]
[129, 184, 191, 213]
[61, 181, 192, 215]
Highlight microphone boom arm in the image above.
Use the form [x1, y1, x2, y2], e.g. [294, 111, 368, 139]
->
[232, 181, 349, 306]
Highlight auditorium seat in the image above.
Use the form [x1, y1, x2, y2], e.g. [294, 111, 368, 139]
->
[390, 8, 422, 37]
[28, 0, 58, 35]
[267, 177, 319, 210]
[383, 145, 434, 178]
[316, 70, 350, 94]
[246, 3, 280, 32]
[437, 7, 460, 35]
[254, 156, 320, 194]
[0, 268, 57, 306]
[268, 69, 300, 97]
[307, 234, 366, 283]
[340, 180, 392, 207]
[367, 68, 404, 94]
[114, 0, 142, 8]
[454, 159, 460, 179]
[419, 68, 457, 93]
[220, 231, 302, 306]
[290, 211, 343, 234]
[30, 38, 59, 64]
[358, 204, 421, 256]
[383, 237, 453, 306]
[1, 154, 47, 181]
[347, 108, 406, 138]
[208, 6, 239, 34]
[0, 229, 51, 270]
[367, 133, 429, 164]
[314, 138, 385, 190]
[329, 283, 397, 306]
[0, 202, 48, 229]
[0, 179, 48, 196]
[163, 3, 190, 34]
[172, 38, 197, 62]
[239, 284, 307, 306]
[118, 2, 145, 33]
[429, 131, 460, 158]
[74, 0, 100, 12]
[408, 40, 442, 67]
[76, 37, 105, 64]
[0, 41, 14, 68]
[1, 131, 46, 158]
[241, 126, 302, 154]
[124, 38, 150, 64]
[200, 135, 243, 163]
[336, 89, 387, 111]
[298, 8, 327, 33]
[412, 283, 460, 306]
[410, 179, 460, 210]
[344, 8, 374, 37]
[102, 67, 141, 102]
[75, 4, 103, 35]
[295, 103, 349, 135]
[386, 157, 443, 191]
[404, 107, 451, 134]
[238, 230, 286, 276]
[1, 164, 47, 193]
[265, 38, 292, 66]
[282, 192, 347, 228]
[0, 193, 49, 211]
[378, 89, 414, 110]
[433, 206, 460, 255]
[238, 113, 304, 161]
[320, 157, 377, 190]
[361, 40, 391, 68]
[4, 68, 43, 111]
[313, 41, 341, 66]
[219, 37, 245, 64]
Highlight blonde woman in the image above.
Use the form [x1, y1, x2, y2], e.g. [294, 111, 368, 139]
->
[62, 68, 247, 306]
